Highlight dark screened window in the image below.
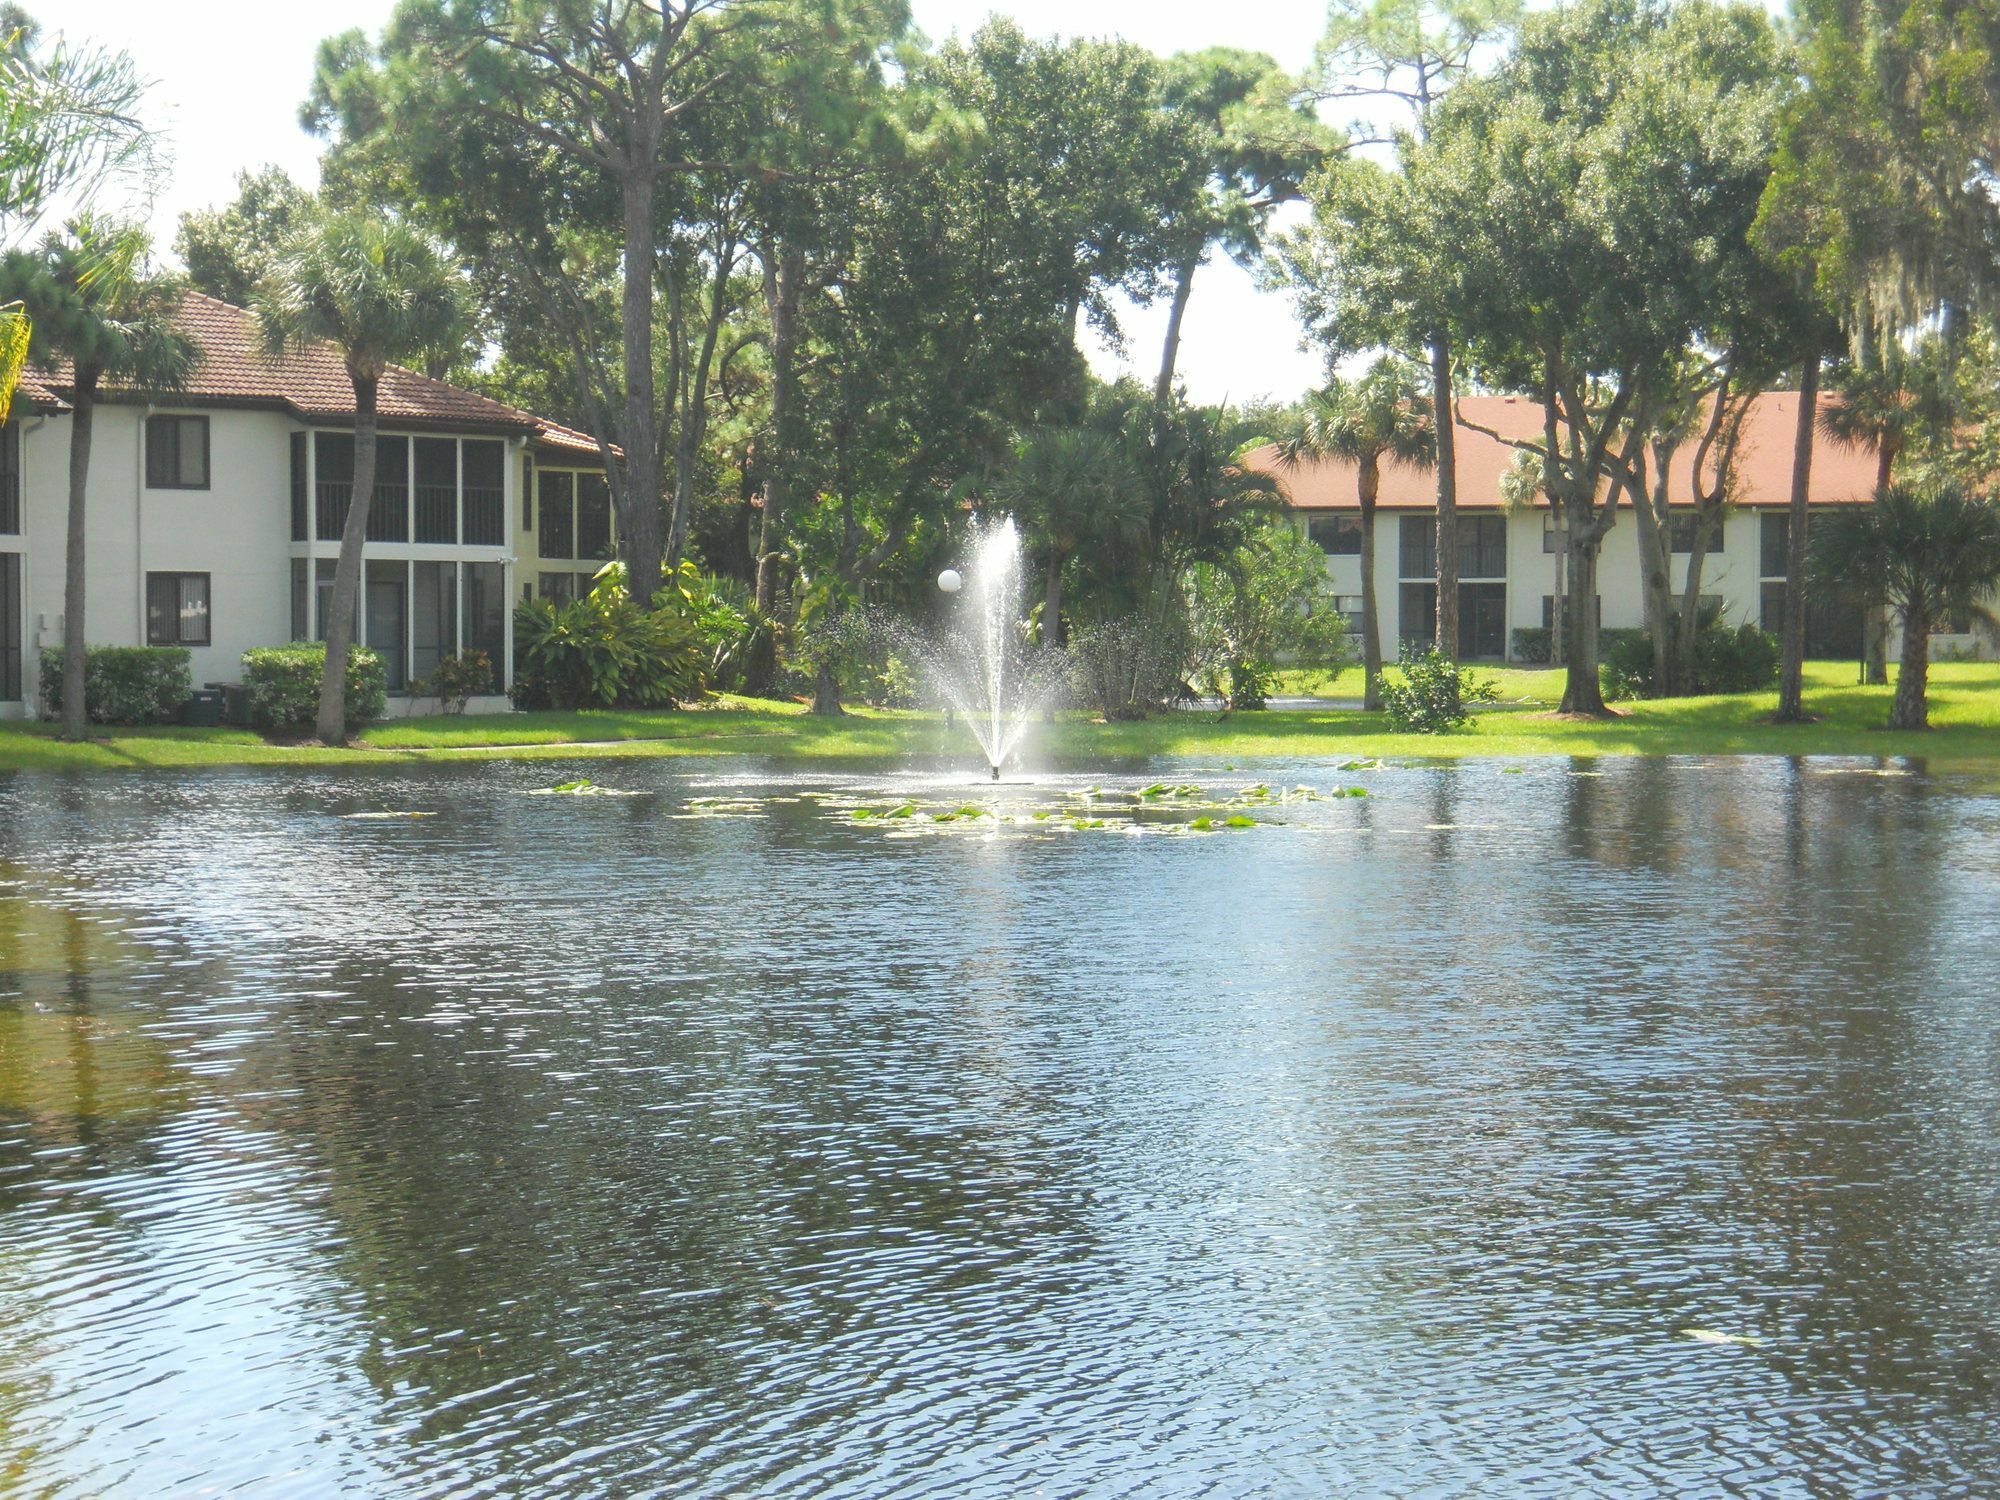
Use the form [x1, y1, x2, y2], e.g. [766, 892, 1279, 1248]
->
[145, 415, 210, 489]
[577, 473, 612, 559]
[1670, 511, 1722, 554]
[146, 572, 210, 646]
[1308, 515, 1362, 555]
[367, 436, 410, 543]
[1542, 594, 1604, 629]
[315, 433, 354, 542]
[289, 432, 307, 541]
[520, 454, 535, 531]
[1761, 513, 1789, 578]
[0, 552, 19, 700]
[538, 471, 575, 559]
[1399, 516, 1434, 580]
[0, 422, 19, 534]
[463, 441, 505, 546]
[414, 437, 459, 544]
[1460, 515, 1507, 578]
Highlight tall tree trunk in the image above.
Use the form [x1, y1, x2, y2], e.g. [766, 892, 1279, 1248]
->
[619, 169, 664, 610]
[754, 241, 803, 618]
[1890, 611, 1929, 729]
[1043, 548, 1065, 649]
[318, 373, 379, 745]
[1558, 515, 1608, 715]
[1862, 429, 1893, 685]
[1628, 461, 1672, 692]
[1775, 349, 1819, 721]
[810, 659, 844, 716]
[1431, 335, 1460, 660]
[1358, 456, 1383, 713]
[1673, 524, 1715, 693]
[59, 368, 99, 742]
[1154, 249, 1200, 406]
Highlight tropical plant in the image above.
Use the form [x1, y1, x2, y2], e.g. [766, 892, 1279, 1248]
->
[988, 425, 1144, 647]
[1184, 521, 1355, 710]
[1808, 482, 2000, 729]
[37, 645, 189, 725]
[254, 208, 468, 743]
[0, 219, 197, 741]
[418, 650, 493, 714]
[242, 642, 388, 736]
[1378, 642, 1497, 732]
[1271, 356, 1434, 710]
[511, 594, 709, 711]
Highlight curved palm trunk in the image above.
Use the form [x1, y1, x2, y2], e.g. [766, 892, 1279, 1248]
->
[810, 661, 844, 716]
[317, 375, 379, 744]
[1358, 456, 1383, 713]
[619, 168, 665, 611]
[1431, 336, 1460, 661]
[60, 368, 100, 742]
[1890, 612, 1929, 730]
[1775, 347, 1818, 721]
[1862, 435, 1895, 686]
[754, 241, 803, 625]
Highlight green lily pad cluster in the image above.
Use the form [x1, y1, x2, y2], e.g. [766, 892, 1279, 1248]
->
[527, 778, 652, 798]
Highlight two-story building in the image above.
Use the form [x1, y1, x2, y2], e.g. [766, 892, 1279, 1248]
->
[0, 292, 619, 718]
[1255, 392, 1958, 663]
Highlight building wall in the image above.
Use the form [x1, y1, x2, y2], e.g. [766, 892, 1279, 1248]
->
[9, 408, 558, 717]
[1293, 505, 1924, 662]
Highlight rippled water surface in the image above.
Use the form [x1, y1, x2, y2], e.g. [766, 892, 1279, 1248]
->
[3, 754, 1998, 1496]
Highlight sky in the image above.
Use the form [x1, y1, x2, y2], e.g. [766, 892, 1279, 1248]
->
[54, 0, 1335, 406]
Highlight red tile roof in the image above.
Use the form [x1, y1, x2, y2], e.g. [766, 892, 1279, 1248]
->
[1254, 392, 1879, 510]
[28, 291, 601, 458]
[13, 368, 68, 412]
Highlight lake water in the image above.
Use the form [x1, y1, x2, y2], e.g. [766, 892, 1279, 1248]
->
[2, 754, 1997, 1496]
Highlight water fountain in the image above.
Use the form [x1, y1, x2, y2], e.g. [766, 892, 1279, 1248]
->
[910, 517, 1064, 780]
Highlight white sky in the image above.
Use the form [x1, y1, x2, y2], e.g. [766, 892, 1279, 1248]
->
[52, 0, 1334, 406]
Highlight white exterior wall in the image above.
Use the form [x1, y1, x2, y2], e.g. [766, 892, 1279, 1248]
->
[1302, 506, 1788, 662]
[8, 407, 534, 717]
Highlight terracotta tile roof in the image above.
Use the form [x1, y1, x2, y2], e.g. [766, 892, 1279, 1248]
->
[12, 368, 68, 412]
[1254, 391, 1880, 511]
[28, 291, 601, 458]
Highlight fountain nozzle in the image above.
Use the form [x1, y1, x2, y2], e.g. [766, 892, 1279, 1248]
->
[990, 763, 1001, 782]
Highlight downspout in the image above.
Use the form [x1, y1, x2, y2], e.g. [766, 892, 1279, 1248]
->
[137, 403, 151, 643]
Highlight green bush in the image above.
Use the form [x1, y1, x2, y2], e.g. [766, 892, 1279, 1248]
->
[38, 646, 191, 725]
[1511, 627, 1552, 664]
[511, 594, 708, 710]
[1379, 644, 1499, 732]
[242, 643, 388, 736]
[416, 650, 493, 714]
[1600, 617, 1779, 700]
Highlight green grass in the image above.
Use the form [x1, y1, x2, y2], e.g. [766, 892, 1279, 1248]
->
[3, 665, 1998, 773]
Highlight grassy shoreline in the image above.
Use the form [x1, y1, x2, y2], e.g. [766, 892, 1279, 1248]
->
[2, 662, 1996, 772]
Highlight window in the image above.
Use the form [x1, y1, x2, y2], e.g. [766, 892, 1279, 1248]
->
[0, 421, 19, 534]
[0, 553, 19, 700]
[367, 436, 410, 543]
[145, 415, 209, 489]
[1761, 513, 1790, 578]
[1670, 511, 1723, 554]
[463, 441, 504, 546]
[464, 561, 506, 684]
[538, 471, 576, 559]
[315, 433, 354, 542]
[1460, 515, 1507, 579]
[1760, 581, 1787, 635]
[1542, 594, 1604, 629]
[414, 438, 459, 544]
[1308, 515, 1362, 555]
[289, 433, 307, 542]
[291, 557, 309, 641]
[1332, 594, 1365, 617]
[521, 453, 536, 531]
[146, 572, 210, 646]
[1398, 515, 1434, 580]
[1542, 516, 1566, 554]
[577, 473, 612, 559]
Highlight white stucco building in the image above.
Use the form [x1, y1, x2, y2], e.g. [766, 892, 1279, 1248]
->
[1, 293, 617, 718]
[1255, 393, 1969, 664]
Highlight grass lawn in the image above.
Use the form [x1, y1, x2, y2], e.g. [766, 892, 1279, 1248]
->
[1, 663, 1996, 772]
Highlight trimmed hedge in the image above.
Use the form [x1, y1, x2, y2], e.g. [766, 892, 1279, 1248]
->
[39, 646, 191, 725]
[1601, 620, 1780, 700]
[1511, 627, 1552, 664]
[242, 643, 388, 736]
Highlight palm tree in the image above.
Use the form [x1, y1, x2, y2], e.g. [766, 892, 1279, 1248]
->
[256, 209, 466, 744]
[1808, 482, 2000, 729]
[1272, 357, 1435, 711]
[990, 426, 1144, 648]
[0, 220, 196, 740]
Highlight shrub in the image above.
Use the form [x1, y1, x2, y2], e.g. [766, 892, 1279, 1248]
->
[417, 650, 493, 714]
[242, 643, 388, 736]
[1511, 627, 1552, 664]
[1600, 617, 1779, 699]
[1379, 644, 1499, 732]
[38, 646, 191, 725]
[511, 594, 708, 710]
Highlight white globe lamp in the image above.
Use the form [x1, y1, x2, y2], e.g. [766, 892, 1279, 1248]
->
[937, 568, 963, 594]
